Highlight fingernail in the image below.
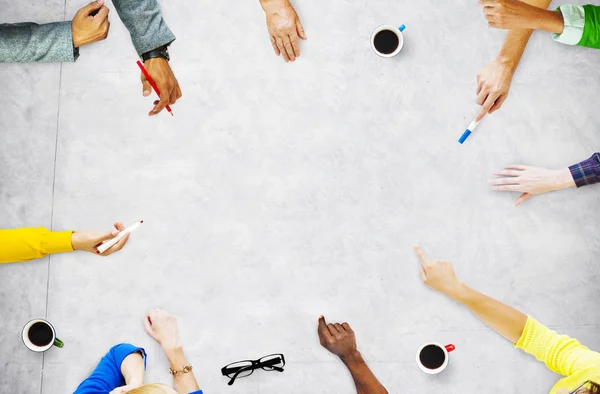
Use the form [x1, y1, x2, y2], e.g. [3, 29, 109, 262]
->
[111, 230, 119, 236]
[143, 90, 150, 96]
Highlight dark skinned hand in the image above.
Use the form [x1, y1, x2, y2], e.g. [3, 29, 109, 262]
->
[318, 316, 359, 359]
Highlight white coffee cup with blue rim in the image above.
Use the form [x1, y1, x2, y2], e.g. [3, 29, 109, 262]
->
[371, 24, 406, 58]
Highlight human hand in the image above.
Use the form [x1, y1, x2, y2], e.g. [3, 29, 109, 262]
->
[480, 0, 544, 30]
[71, 0, 110, 48]
[475, 57, 516, 122]
[71, 222, 130, 256]
[480, 0, 564, 33]
[490, 165, 575, 206]
[317, 316, 359, 361]
[261, 0, 307, 62]
[144, 309, 181, 351]
[415, 246, 464, 299]
[141, 57, 182, 116]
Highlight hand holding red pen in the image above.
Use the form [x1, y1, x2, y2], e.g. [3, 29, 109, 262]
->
[139, 58, 182, 116]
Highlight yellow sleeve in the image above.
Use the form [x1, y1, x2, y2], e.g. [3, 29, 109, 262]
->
[516, 316, 600, 377]
[0, 228, 74, 264]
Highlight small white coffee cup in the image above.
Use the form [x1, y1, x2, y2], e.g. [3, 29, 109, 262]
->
[416, 342, 455, 374]
[371, 24, 406, 58]
[22, 319, 64, 352]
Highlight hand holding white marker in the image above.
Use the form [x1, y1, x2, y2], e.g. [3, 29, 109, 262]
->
[458, 118, 481, 144]
[96, 220, 143, 254]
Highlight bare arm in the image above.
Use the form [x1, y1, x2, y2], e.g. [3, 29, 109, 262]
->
[120, 352, 145, 387]
[342, 352, 388, 394]
[416, 246, 527, 343]
[144, 309, 201, 394]
[452, 284, 527, 343]
[164, 346, 200, 394]
[494, 0, 553, 67]
[475, 0, 553, 121]
[318, 317, 387, 394]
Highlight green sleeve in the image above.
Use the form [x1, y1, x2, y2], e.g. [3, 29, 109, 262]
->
[579, 5, 600, 49]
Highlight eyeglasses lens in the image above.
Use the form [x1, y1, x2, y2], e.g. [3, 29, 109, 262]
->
[225, 361, 254, 378]
[259, 354, 284, 371]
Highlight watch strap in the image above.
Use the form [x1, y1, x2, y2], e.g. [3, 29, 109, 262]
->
[141, 45, 170, 62]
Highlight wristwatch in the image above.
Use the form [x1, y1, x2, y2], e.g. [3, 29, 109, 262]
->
[141, 45, 170, 62]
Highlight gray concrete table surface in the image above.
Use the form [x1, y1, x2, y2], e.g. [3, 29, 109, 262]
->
[1, 0, 599, 393]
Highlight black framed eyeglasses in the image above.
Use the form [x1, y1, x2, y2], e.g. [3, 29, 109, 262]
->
[221, 353, 285, 386]
[570, 380, 600, 394]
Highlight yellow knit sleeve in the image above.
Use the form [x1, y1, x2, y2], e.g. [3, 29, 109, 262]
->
[515, 316, 600, 377]
[0, 228, 74, 264]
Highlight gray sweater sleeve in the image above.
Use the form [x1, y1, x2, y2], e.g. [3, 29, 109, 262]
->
[112, 0, 176, 56]
[0, 21, 77, 63]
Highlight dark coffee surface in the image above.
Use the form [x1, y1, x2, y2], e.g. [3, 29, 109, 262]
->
[28, 322, 53, 347]
[419, 345, 445, 369]
[374, 30, 399, 55]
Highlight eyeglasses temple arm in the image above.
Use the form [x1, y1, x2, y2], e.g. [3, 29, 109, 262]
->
[228, 365, 255, 386]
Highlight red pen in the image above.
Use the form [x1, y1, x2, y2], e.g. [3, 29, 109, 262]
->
[136, 60, 173, 116]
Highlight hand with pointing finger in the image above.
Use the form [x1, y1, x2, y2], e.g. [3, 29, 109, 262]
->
[260, 0, 307, 63]
[71, 0, 110, 48]
[475, 57, 515, 122]
[414, 246, 464, 299]
[489, 165, 575, 206]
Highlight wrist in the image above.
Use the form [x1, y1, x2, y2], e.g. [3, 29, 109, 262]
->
[447, 282, 469, 301]
[71, 33, 81, 49]
[260, 0, 289, 12]
[340, 350, 364, 367]
[70, 232, 82, 251]
[163, 345, 186, 367]
[495, 54, 518, 73]
[537, 9, 564, 34]
[553, 168, 576, 190]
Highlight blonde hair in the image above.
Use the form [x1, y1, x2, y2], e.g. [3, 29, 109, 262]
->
[127, 384, 169, 394]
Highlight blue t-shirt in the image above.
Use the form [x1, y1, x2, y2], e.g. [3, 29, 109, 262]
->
[74, 343, 203, 394]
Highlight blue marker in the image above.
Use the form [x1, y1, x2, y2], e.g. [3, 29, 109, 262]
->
[458, 119, 481, 144]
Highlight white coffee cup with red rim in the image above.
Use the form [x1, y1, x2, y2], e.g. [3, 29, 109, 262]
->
[416, 343, 455, 374]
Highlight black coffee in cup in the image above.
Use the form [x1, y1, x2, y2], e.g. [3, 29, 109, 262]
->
[373, 29, 400, 55]
[419, 344, 446, 369]
[28, 321, 54, 347]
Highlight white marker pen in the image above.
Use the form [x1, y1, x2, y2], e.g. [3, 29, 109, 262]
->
[96, 220, 143, 254]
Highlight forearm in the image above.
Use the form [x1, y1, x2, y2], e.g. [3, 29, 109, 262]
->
[0, 228, 74, 264]
[535, 10, 565, 33]
[164, 346, 200, 394]
[112, 0, 176, 56]
[495, 0, 553, 68]
[121, 352, 145, 386]
[0, 22, 77, 63]
[341, 351, 388, 394]
[452, 284, 528, 344]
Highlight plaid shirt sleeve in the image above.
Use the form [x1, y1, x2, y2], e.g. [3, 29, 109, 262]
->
[569, 152, 600, 188]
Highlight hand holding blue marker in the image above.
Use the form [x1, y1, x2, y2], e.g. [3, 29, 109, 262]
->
[458, 118, 481, 144]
